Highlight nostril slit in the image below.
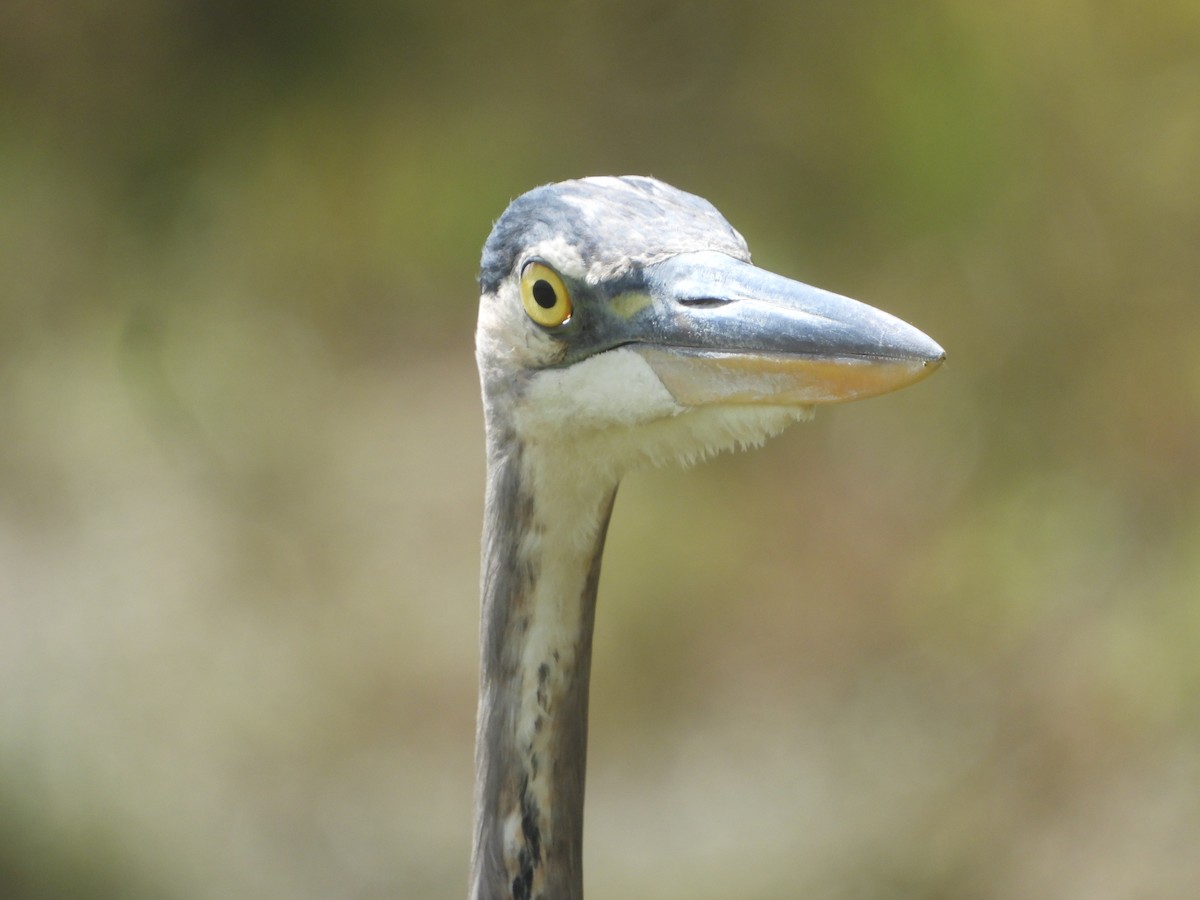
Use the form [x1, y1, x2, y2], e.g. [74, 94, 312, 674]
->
[678, 297, 729, 309]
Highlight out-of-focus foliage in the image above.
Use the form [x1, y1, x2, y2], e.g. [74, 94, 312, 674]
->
[2, 1, 1198, 897]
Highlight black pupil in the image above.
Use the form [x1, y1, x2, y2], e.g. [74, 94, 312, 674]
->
[532, 279, 557, 309]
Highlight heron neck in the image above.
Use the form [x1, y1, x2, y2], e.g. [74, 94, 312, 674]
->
[472, 433, 617, 900]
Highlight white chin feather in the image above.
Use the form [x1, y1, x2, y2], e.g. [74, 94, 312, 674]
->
[515, 348, 813, 481]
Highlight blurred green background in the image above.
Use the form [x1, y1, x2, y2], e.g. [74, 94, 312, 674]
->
[2, 1, 1199, 897]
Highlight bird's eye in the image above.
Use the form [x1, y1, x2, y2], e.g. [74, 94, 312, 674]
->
[520, 262, 572, 328]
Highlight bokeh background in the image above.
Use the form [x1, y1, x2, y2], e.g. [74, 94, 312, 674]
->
[3, 2, 1199, 897]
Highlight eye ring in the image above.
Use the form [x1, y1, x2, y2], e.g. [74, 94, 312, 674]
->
[520, 262, 572, 328]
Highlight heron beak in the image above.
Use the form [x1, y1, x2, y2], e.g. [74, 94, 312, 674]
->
[629, 250, 945, 406]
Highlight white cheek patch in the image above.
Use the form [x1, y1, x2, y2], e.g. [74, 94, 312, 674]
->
[475, 280, 565, 383]
[514, 347, 813, 481]
[516, 348, 681, 438]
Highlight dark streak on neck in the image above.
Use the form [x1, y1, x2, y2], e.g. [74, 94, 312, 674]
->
[472, 433, 617, 900]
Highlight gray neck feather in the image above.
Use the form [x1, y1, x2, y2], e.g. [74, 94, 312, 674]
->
[472, 428, 617, 900]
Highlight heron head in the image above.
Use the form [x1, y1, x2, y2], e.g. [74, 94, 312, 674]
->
[476, 176, 944, 472]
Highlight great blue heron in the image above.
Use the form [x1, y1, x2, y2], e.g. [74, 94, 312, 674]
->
[472, 176, 944, 900]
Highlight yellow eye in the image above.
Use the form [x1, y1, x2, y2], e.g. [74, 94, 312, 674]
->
[520, 262, 572, 328]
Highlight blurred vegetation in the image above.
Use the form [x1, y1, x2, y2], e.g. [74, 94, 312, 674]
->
[1, 1, 1198, 898]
